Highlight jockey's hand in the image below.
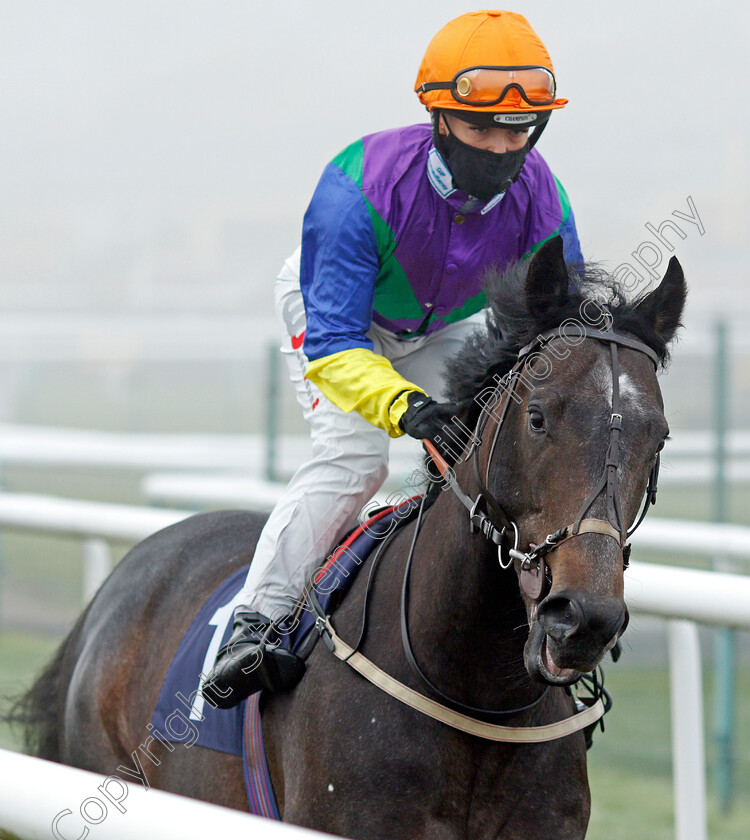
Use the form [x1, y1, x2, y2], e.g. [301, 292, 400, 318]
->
[399, 392, 465, 461]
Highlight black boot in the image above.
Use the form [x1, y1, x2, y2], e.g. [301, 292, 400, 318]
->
[202, 608, 305, 709]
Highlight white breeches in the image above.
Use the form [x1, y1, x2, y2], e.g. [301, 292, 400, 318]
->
[240, 247, 485, 619]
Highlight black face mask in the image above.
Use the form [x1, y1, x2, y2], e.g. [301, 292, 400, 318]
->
[433, 118, 531, 201]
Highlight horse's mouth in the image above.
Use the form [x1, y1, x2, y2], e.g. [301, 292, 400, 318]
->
[523, 583, 629, 686]
[534, 633, 581, 686]
[525, 621, 622, 687]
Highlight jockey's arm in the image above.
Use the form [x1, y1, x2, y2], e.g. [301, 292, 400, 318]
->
[305, 349, 424, 438]
[300, 157, 426, 438]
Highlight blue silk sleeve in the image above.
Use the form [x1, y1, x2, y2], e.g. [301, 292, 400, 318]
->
[300, 163, 379, 362]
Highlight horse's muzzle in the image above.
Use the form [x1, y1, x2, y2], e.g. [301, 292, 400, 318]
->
[525, 590, 629, 685]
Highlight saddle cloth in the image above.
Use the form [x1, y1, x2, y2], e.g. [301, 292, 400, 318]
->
[151, 498, 419, 818]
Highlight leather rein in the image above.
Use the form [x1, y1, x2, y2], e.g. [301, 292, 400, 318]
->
[310, 323, 662, 743]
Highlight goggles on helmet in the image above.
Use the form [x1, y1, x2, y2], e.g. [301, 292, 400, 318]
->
[418, 65, 556, 108]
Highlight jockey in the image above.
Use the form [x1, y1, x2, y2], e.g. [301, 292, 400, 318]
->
[204, 9, 583, 707]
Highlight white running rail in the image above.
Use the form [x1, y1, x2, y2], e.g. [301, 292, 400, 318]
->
[1, 492, 749, 840]
[0, 748, 332, 840]
[1, 423, 750, 485]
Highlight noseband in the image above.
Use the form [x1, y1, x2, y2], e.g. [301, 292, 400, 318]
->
[427, 323, 662, 601]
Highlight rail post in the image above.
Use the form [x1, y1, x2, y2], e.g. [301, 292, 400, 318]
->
[82, 538, 112, 604]
[711, 320, 735, 812]
[669, 619, 707, 840]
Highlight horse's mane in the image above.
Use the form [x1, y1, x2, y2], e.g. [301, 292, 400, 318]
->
[414, 257, 681, 503]
[442, 260, 674, 418]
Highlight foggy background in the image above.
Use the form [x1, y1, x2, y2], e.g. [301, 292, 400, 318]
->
[0, 0, 748, 435]
[2, 4, 747, 314]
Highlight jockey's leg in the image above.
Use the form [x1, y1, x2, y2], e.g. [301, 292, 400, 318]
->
[242, 248, 391, 619]
[203, 249, 390, 706]
[239, 373, 390, 618]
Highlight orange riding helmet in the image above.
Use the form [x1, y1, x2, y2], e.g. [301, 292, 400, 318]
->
[415, 10, 567, 127]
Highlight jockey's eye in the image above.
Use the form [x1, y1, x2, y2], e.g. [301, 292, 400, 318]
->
[528, 409, 546, 433]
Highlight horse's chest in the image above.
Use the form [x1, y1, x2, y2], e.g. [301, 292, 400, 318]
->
[282, 704, 588, 840]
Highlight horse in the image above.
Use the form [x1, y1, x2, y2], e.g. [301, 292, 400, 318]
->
[7, 237, 686, 839]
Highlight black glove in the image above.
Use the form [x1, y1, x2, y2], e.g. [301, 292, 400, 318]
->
[399, 392, 467, 464]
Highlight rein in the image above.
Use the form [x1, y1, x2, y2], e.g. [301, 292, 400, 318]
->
[313, 612, 606, 744]
[310, 322, 661, 744]
[399, 493, 552, 719]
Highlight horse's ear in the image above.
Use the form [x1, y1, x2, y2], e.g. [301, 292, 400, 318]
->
[635, 257, 687, 345]
[525, 236, 569, 320]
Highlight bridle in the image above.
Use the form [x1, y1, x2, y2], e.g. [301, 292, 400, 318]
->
[425, 322, 662, 602]
[309, 321, 663, 742]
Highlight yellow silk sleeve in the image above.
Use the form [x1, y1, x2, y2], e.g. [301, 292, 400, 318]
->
[305, 348, 427, 438]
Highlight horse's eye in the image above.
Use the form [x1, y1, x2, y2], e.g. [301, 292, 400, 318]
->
[528, 409, 546, 433]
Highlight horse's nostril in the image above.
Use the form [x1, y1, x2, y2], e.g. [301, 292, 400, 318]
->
[538, 595, 583, 643]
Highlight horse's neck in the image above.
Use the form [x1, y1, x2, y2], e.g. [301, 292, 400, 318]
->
[407, 480, 539, 712]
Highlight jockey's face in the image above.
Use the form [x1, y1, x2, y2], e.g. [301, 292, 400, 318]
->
[439, 113, 529, 154]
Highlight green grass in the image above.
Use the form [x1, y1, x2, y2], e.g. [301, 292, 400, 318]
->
[586, 666, 750, 840]
[589, 754, 750, 840]
[0, 455, 748, 633]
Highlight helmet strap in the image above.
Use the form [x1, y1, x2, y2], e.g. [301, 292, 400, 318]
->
[431, 111, 450, 162]
[526, 112, 550, 150]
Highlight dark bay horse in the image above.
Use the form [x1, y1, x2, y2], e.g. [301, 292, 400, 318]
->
[8, 238, 686, 839]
